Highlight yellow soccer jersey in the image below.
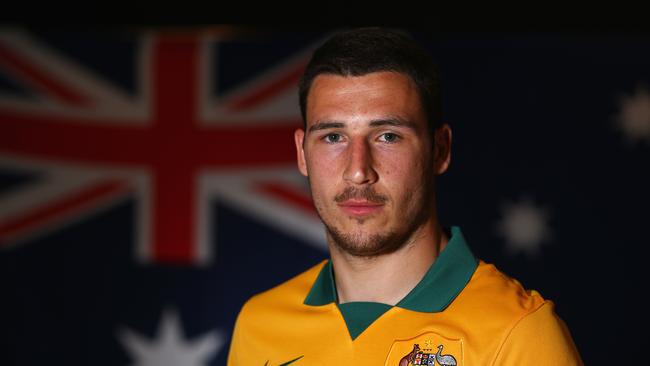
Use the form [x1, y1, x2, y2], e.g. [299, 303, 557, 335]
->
[227, 226, 583, 365]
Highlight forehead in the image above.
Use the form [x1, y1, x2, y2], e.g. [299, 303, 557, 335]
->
[306, 71, 426, 128]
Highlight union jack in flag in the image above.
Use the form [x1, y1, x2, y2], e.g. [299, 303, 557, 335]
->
[0, 29, 328, 266]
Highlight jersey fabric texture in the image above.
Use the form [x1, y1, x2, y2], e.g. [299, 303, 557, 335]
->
[227, 226, 583, 365]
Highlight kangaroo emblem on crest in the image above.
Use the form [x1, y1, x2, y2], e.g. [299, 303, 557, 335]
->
[399, 344, 420, 366]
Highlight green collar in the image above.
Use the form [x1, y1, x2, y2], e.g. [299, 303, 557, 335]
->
[304, 226, 478, 313]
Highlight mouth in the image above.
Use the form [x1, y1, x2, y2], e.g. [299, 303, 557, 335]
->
[337, 200, 384, 216]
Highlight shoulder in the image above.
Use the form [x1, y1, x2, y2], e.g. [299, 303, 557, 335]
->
[456, 260, 583, 365]
[227, 260, 328, 365]
[456, 260, 548, 317]
[493, 299, 583, 365]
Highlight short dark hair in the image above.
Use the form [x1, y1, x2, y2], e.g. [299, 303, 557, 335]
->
[298, 27, 443, 137]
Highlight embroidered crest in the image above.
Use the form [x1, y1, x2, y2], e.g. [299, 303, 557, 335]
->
[385, 332, 461, 366]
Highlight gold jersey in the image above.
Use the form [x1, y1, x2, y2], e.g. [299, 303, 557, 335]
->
[228, 227, 583, 365]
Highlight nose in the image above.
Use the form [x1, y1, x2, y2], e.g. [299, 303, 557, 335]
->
[343, 138, 378, 185]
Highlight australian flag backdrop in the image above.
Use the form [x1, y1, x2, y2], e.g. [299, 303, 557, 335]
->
[0, 27, 648, 365]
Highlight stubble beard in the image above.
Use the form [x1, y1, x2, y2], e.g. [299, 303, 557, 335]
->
[314, 173, 436, 258]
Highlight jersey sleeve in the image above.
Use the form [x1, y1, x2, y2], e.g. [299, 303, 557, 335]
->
[226, 301, 249, 366]
[492, 301, 583, 366]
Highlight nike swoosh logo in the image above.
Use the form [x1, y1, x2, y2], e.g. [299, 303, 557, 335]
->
[264, 355, 304, 366]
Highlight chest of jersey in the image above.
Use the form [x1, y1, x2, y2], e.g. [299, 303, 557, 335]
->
[239, 302, 505, 365]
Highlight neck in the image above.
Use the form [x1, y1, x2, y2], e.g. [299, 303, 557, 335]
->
[328, 218, 449, 306]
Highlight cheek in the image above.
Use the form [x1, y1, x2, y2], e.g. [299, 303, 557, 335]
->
[306, 148, 343, 198]
[377, 150, 426, 198]
[306, 145, 344, 180]
[377, 147, 422, 177]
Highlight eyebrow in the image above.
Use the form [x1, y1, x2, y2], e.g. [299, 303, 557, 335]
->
[308, 121, 344, 133]
[308, 117, 417, 133]
[369, 117, 418, 130]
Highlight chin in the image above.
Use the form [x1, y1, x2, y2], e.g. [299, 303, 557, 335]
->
[327, 226, 406, 258]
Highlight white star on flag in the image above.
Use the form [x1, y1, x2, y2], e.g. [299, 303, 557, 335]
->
[614, 84, 650, 145]
[496, 196, 553, 257]
[117, 308, 223, 366]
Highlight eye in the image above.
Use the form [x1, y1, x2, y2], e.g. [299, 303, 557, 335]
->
[378, 132, 400, 143]
[323, 133, 342, 143]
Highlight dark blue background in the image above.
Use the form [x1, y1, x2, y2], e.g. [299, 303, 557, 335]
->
[1, 28, 649, 364]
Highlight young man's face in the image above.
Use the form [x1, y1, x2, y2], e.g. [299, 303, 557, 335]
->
[295, 71, 451, 257]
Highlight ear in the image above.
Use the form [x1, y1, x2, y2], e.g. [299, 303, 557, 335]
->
[433, 123, 452, 175]
[294, 128, 308, 176]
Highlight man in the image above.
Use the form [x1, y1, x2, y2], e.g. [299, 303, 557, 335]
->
[227, 27, 582, 365]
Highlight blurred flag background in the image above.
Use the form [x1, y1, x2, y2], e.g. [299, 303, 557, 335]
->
[0, 26, 648, 365]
